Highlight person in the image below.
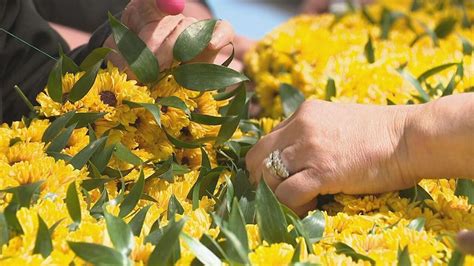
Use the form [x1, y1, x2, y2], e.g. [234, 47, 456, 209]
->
[246, 93, 474, 253]
[0, 0, 233, 122]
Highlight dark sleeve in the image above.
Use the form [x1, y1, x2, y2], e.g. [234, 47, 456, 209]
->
[0, 0, 112, 123]
[33, 0, 129, 33]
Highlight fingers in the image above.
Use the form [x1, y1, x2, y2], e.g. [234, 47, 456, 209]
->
[191, 20, 235, 64]
[156, 17, 197, 69]
[280, 145, 307, 174]
[123, 0, 185, 33]
[275, 170, 324, 210]
[246, 128, 293, 185]
[457, 230, 474, 254]
[209, 20, 235, 51]
[293, 200, 318, 217]
[156, 0, 185, 15]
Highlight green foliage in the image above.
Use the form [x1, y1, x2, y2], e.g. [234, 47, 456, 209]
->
[407, 217, 426, 231]
[104, 210, 134, 256]
[280, 83, 305, 117]
[455, 179, 474, 204]
[364, 34, 375, 63]
[397, 246, 412, 266]
[66, 181, 82, 227]
[174, 19, 217, 62]
[148, 218, 186, 265]
[119, 170, 145, 218]
[334, 242, 376, 265]
[173, 63, 249, 91]
[256, 179, 294, 245]
[108, 13, 159, 85]
[33, 214, 53, 258]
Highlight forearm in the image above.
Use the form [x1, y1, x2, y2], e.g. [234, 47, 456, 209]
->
[405, 93, 474, 179]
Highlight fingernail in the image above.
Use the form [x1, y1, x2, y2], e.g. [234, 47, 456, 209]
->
[156, 0, 185, 15]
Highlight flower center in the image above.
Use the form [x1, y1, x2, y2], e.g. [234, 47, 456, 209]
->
[100, 91, 117, 106]
[181, 156, 190, 165]
[180, 127, 191, 137]
[161, 105, 168, 113]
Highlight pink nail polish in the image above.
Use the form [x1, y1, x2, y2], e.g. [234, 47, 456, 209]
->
[156, 0, 185, 15]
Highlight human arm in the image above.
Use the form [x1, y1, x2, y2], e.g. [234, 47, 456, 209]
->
[245, 93, 474, 215]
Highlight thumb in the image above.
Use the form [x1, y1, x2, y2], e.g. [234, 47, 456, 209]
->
[156, 0, 185, 15]
[122, 0, 185, 33]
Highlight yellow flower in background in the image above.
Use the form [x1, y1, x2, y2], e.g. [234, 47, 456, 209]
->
[249, 243, 294, 265]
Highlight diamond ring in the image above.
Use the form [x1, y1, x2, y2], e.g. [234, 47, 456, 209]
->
[264, 150, 290, 180]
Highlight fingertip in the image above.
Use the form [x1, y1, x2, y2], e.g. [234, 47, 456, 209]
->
[156, 0, 185, 15]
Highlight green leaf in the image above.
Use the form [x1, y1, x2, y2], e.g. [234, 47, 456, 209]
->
[460, 36, 473, 55]
[181, 233, 221, 265]
[90, 144, 116, 173]
[0, 213, 9, 251]
[397, 68, 430, 103]
[69, 136, 107, 170]
[46, 123, 76, 154]
[407, 217, 425, 231]
[288, 215, 314, 254]
[67, 112, 106, 128]
[325, 78, 337, 101]
[164, 130, 202, 149]
[334, 242, 375, 266]
[66, 181, 82, 225]
[167, 194, 185, 220]
[399, 184, 433, 202]
[13, 85, 35, 113]
[81, 178, 113, 191]
[33, 214, 53, 258]
[68, 241, 129, 266]
[362, 6, 376, 24]
[397, 245, 411, 266]
[191, 113, 235, 125]
[380, 8, 404, 40]
[129, 205, 151, 236]
[47, 56, 63, 103]
[119, 170, 145, 218]
[157, 96, 190, 115]
[90, 189, 109, 219]
[123, 101, 161, 127]
[455, 179, 474, 204]
[108, 13, 159, 84]
[442, 62, 464, 97]
[80, 47, 111, 70]
[60, 50, 80, 73]
[222, 44, 235, 67]
[302, 211, 325, 244]
[148, 218, 186, 265]
[104, 210, 134, 256]
[173, 63, 248, 91]
[292, 239, 303, 263]
[227, 199, 249, 255]
[256, 179, 293, 245]
[280, 83, 305, 117]
[364, 34, 375, 64]
[114, 142, 143, 166]
[68, 61, 101, 102]
[448, 249, 465, 266]
[434, 17, 456, 39]
[417, 62, 457, 83]
[173, 19, 217, 62]
[216, 84, 247, 145]
[2, 181, 44, 208]
[212, 214, 249, 264]
[43, 111, 76, 143]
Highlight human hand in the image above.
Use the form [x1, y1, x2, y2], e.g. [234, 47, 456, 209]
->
[104, 0, 234, 74]
[457, 230, 474, 255]
[246, 100, 419, 215]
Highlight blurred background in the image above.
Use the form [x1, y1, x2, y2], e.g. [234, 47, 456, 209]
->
[51, 0, 302, 49]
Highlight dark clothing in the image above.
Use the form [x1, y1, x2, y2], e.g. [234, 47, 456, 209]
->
[0, 0, 209, 123]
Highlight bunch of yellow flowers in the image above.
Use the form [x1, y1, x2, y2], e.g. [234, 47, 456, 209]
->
[0, 0, 473, 265]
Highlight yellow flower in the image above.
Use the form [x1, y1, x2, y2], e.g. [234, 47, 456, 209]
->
[249, 243, 294, 265]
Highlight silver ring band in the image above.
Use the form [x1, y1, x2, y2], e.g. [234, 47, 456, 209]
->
[264, 150, 290, 180]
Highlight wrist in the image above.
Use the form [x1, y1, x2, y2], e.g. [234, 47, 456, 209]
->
[403, 95, 474, 179]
